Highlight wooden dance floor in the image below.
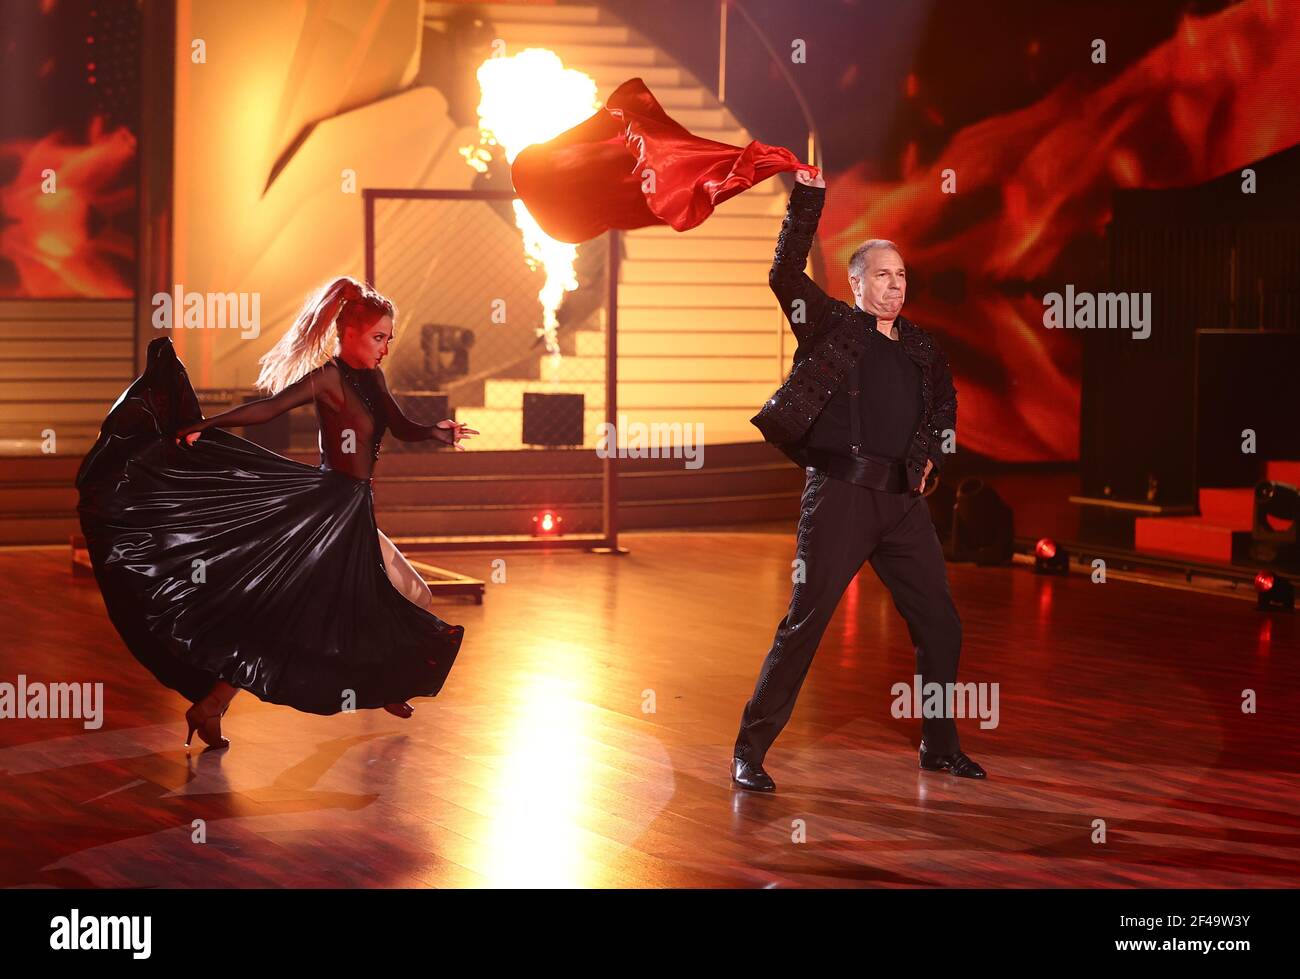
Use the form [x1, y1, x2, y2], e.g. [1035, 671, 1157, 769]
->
[2, 530, 1297, 888]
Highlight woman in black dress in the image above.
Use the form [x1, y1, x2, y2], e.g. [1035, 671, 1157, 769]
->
[76, 276, 477, 750]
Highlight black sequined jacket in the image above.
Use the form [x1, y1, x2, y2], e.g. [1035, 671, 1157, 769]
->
[750, 182, 957, 493]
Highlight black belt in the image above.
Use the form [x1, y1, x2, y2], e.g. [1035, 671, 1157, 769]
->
[809, 447, 908, 492]
[807, 386, 908, 492]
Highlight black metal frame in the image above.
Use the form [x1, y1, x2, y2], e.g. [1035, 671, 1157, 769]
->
[362, 187, 621, 554]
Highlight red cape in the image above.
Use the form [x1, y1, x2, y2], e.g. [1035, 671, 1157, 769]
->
[511, 77, 819, 243]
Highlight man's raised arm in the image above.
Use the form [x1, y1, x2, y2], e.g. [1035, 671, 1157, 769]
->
[770, 172, 834, 347]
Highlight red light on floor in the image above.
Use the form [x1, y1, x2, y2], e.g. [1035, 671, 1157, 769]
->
[531, 510, 563, 537]
[1033, 537, 1068, 576]
[1255, 571, 1294, 611]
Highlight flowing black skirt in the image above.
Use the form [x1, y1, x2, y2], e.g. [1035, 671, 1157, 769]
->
[75, 336, 464, 715]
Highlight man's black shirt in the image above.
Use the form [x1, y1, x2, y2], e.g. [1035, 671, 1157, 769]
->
[802, 322, 922, 461]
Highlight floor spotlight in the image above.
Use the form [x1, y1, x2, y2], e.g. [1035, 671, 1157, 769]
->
[532, 509, 564, 538]
[1254, 571, 1295, 612]
[1034, 537, 1069, 575]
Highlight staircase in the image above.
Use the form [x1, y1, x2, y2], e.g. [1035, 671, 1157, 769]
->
[423, 0, 789, 450]
[0, 300, 135, 457]
[0, 3, 809, 545]
[1134, 460, 1300, 563]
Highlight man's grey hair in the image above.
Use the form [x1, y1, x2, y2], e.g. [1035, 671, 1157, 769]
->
[848, 239, 904, 279]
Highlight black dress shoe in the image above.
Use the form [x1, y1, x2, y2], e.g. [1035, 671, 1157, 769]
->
[731, 757, 776, 792]
[919, 741, 987, 779]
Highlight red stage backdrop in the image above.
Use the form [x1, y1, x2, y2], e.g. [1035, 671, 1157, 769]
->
[0, 0, 139, 299]
[816, 0, 1300, 463]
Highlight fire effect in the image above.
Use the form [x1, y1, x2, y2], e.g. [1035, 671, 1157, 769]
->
[461, 49, 600, 362]
[819, 0, 1300, 462]
[0, 115, 136, 298]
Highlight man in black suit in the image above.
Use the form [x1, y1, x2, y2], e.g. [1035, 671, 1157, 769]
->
[731, 169, 986, 791]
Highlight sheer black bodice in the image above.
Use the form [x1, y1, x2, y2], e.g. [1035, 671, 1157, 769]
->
[319, 356, 388, 481]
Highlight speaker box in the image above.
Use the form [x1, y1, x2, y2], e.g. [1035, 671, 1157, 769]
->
[393, 392, 450, 452]
[1083, 143, 1300, 506]
[522, 393, 585, 447]
[946, 478, 1014, 565]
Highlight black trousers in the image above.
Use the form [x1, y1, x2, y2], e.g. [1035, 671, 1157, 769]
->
[734, 467, 963, 764]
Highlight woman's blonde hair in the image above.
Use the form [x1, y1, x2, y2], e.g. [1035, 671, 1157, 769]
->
[255, 276, 397, 394]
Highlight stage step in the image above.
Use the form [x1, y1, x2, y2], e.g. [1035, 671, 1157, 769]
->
[1133, 515, 1252, 563]
[628, 215, 784, 239]
[379, 491, 798, 538]
[2, 0, 804, 545]
[419, 0, 793, 448]
[481, 378, 775, 410]
[0, 300, 134, 458]
[618, 282, 773, 308]
[0, 442, 802, 545]
[618, 307, 782, 331]
[537, 353, 777, 383]
[620, 259, 775, 284]
[1197, 487, 1254, 527]
[579, 330, 779, 357]
[623, 237, 775, 262]
[1129, 458, 1300, 563]
[451, 404, 757, 450]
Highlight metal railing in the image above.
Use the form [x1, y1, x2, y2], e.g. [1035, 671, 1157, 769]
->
[361, 186, 621, 552]
[716, 0, 823, 378]
[717, 0, 821, 169]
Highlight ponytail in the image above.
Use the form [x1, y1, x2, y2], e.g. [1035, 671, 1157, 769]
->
[255, 276, 364, 394]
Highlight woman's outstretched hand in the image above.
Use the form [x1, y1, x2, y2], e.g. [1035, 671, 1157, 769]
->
[174, 425, 202, 447]
[795, 167, 825, 189]
[436, 419, 479, 451]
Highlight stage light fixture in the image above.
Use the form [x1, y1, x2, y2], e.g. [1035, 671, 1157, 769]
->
[947, 478, 1014, 565]
[532, 509, 564, 538]
[1033, 537, 1069, 575]
[1250, 481, 1300, 569]
[1256, 481, 1299, 526]
[1254, 571, 1294, 612]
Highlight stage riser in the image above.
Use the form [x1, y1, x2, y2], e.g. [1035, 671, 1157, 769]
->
[0, 443, 804, 545]
[380, 495, 797, 538]
[0, 466, 798, 513]
[1, 497, 800, 546]
[1132, 459, 1299, 563]
[0, 439, 788, 480]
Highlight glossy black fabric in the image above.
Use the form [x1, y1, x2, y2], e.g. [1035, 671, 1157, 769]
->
[74, 337, 464, 715]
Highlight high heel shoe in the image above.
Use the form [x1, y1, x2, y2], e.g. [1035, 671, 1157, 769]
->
[383, 702, 414, 718]
[184, 700, 231, 750]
